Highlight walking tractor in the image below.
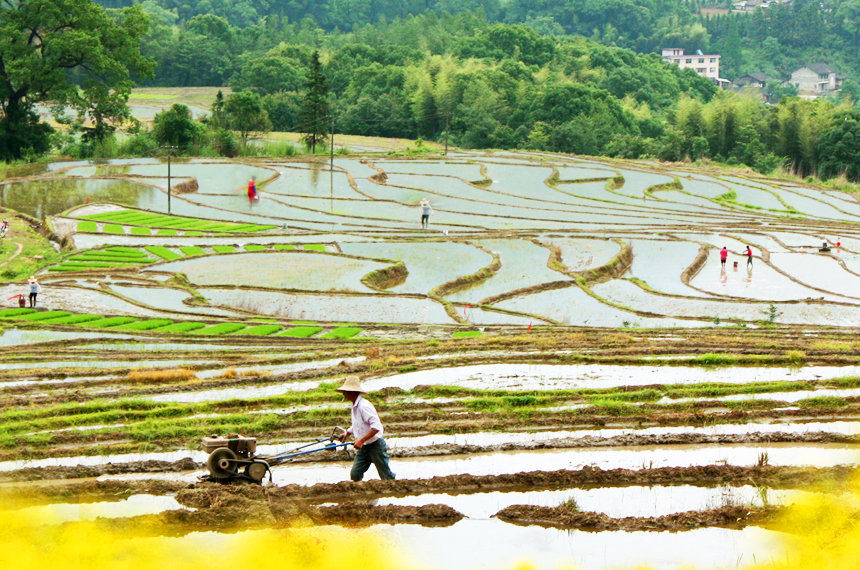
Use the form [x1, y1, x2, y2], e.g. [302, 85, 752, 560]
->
[200, 427, 351, 484]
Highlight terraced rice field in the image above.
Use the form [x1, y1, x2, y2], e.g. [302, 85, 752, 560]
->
[3, 149, 860, 569]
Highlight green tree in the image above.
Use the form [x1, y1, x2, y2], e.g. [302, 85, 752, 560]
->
[153, 104, 200, 148]
[299, 50, 331, 152]
[0, 0, 154, 161]
[816, 111, 860, 180]
[224, 91, 272, 145]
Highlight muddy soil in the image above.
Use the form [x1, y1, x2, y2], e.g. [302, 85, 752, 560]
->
[494, 504, 783, 531]
[0, 458, 200, 482]
[310, 503, 463, 527]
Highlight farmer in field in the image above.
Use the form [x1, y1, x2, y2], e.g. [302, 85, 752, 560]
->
[745, 245, 753, 267]
[336, 375, 396, 482]
[420, 199, 431, 229]
[28, 276, 40, 308]
[720, 246, 728, 268]
[248, 176, 258, 205]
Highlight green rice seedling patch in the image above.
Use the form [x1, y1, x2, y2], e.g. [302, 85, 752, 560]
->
[0, 308, 36, 317]
[39, 314, 103, 325]
[103, 224, 125, 234]
[69, 256, 154, 264]
[131, 227, 151, 236]
[278, 326, 323, 337]
[76, 221, 97, 233]
[115, 319, 173, 331]
[274, 245, 295, 250]
[244, 245, 266, 251]
[145, 246, 182, 261]
[17, 311, 72, 321]
[81, 317, 138, 328]
[195, 323, 247, 335]
[158, 322, 206, 333]
[452, 331, 482, 338]
[185, 231, 204, 236]
[248, 318, 277, 322]
[157, 229, 178, 236]
[212, 246, 236, 253]
[105, 247, 147, 256]
[331, 323, 358, 326]
[303, 244, 326, 252]
[233, 324, 283, 336]
[319, 327, 361, 339]
[179, 246, 205, 256]
[291, 320, 317, 324]
[798, 396, 849, 407]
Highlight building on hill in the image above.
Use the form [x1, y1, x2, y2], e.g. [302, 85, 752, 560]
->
[790, 64, 844, 96]
[734, 72, 772, 89]
[661, 48, 729, 87]
[732, 0, 790, 10]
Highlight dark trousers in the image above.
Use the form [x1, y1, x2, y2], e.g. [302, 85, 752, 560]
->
[350, 438, 395, 481]
[29, 293, 36, 307]
[421, 214, 429, 227]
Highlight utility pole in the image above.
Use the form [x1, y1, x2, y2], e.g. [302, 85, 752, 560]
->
[330, 116, 335, 214]
[444, 113, 449, 156]
[551, 122, 556, 153]
[162, 146, 177, 214]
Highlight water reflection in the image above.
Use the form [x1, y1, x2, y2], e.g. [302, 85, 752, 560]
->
[0, 178, 163, 219]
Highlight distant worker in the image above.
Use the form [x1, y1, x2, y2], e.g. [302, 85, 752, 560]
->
[720, 246, 728, 267]
[336, 375, 396, 482]
[1, 220, 9, 234]
[420, 199, 432, 229]
[28, 276, 40, 308]
[248, 176, 258, 205]
[745, 245, 753, 267]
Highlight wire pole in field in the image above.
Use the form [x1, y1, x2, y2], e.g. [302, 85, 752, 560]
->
[161, 146, 178, 214]
[445, 113, 449, 156]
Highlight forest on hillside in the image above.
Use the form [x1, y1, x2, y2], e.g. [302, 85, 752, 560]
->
[97, 0, 860, 82]
[2, 0, 860, 182]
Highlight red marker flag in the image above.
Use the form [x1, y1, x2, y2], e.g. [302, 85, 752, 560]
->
[527, 322, 532, 331]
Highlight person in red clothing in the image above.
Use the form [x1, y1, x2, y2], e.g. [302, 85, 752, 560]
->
[720, 246, 728, 268]
[745, 245, 753, 267]
[247, 177, 257, 205]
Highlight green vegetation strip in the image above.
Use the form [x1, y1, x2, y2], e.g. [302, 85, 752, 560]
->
[212, 246, 235, 253]
[0, 308, 36, 317]
[157, 322, 206, 333]
[319, 327, 362, 339]
[38, 314, 102, 325]
[233, 324, 283, 336]
[81, 317, 137, 328]
[452, 331, 482, 338]
[194, 323, 247, 335]
[303, 244, 326, 252]
[82, 209, 276, 233]
[145, 246, 181, 261]
[76, 221, 97, 233]
[278, 326, 322, 337]
[17, 311, 72, 321]
[179, 246, 205, 256]
[114, 319, 173, 331]
[244, 244, 266, 251]
[274, 244, 295, 250]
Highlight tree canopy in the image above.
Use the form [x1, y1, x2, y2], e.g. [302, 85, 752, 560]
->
[0, 0, 154, 160]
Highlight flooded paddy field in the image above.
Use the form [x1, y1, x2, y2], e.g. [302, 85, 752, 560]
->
[3, 150, 860, 568]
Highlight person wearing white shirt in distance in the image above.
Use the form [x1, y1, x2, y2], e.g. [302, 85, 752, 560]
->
[336, 375, 396, 481]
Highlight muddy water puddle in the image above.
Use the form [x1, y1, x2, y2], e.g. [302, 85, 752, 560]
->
[363, 363, 860, 392]
[263, 443, 860, 487]
[661, 387, 860, 404]
[386, 422, 860, 449]
[378, 484, 802, 519]
[151, 356, 365, 402]
[0, 358, 213, 372]
[9, 494, 189, 523]
[377, 519, 782, 569]
[0, 329, 136, 347]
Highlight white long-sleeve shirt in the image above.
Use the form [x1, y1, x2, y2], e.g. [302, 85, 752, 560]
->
[347, 395, 383, 445]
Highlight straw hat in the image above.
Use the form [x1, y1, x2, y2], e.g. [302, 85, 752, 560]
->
[28, 276, 37, 283]
[335, 375, 367, 394]
[420, 199, 429, 205]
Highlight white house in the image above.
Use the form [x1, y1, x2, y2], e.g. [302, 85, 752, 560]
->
[661, 48, 723, 83]
[790, 63, 843, 95]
